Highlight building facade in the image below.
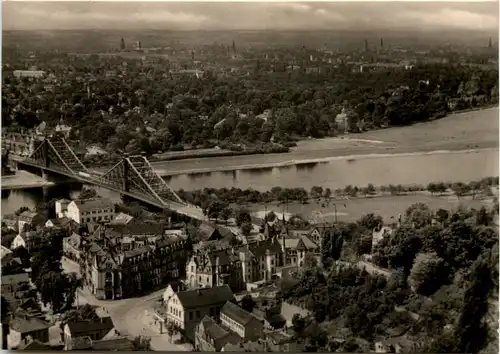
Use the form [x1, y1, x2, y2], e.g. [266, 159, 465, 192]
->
[80, 224, 190, 299]
[220, 301, 264, 342]
[66, 198, 115, 224]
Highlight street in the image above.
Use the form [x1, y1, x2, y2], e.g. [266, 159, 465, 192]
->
[62, 257, 189, 351]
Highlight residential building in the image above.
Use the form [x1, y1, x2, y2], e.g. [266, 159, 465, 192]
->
[108, 212, 134, 225]
[264, 330, 305, 352]
[63, 232, 81, 261]
[195, 315, 241, 351]
[240, 239, 282, 283]
[197, 222, 224, 242]
[17, 211, 46, 233]
[68, 336, 134, 351]
[1, 273, 30, 296]
[45, 216, 77, 232]
[279, 227, 319, 269]
[2, 214, 18, 231]
[66, 198, 115, 224]
[54, 124, 72, 138]
[13, 70, 46, 79]
[55, 199, 71, 218]
[157, 285, 235, 341]
[11, 230, 49, 253]
[7, 315, 50, 349]
[1, 245, 13, 260]
[80, 224, 189, 299]
[251, 308, 286, 330]
[186, 247, 244, 292]
[63, 317, 115, 350]
[220, 301, 264, 341]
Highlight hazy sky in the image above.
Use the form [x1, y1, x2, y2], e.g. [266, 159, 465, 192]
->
[3, 1, 499, 32]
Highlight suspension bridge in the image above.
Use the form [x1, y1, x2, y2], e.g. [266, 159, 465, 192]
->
[14, 134, 207, 221]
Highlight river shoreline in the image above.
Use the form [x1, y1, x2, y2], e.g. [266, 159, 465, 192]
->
[154, 146, 498, 177]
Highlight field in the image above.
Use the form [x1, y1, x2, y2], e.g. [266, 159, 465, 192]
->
[247, 193, 495, 224]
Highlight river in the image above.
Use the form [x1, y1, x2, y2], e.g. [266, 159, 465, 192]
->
[2, 148, 498, 215]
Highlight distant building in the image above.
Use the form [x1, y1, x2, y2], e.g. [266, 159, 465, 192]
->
[156, 285, 236, 341]
[7, 316, 50, 349]
[195, 315, 241, 352]
[220, 301, 264, 341]
[66, 198, 115, 224]
[13, 70, 45, 79]
[80, 223, 189, 299]
[63, 317, 115, 350]
[17, 211, 46, 233]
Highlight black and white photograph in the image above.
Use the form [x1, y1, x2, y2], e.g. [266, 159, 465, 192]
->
[0, 0, 499, 352]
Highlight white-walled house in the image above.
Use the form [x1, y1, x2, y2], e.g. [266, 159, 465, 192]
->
[66, 198, 115, 224]
[55, 199, 71, 218]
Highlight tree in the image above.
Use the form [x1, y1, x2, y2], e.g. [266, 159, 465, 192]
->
[79, 188, 99, 200]
[451, 182, 470, 199]
[60, 304, 99, 325]
[357, 213, 383, 231]
[240, 294, 256, 313]
[405, 203, 433, 229]
[408, 252, 448, 296]
[218, 207, 233, 226]
[292, 314, 306, 336]
[303, 253, 318, 269]
[12, 246, 31, 269]
[235, 208, 252, 227]
[476, 206, 492, 226]
[241, 222, 252, 236]
[132, 336, 152, 351]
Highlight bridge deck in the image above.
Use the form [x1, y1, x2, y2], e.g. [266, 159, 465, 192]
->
[16, 158, 207, 221]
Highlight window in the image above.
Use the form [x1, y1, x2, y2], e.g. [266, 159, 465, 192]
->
[189, 312, 193, 321]
[196, 310, 200, 319]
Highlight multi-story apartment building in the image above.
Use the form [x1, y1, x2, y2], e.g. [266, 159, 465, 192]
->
[278, 226, 320, 269]
[240, 239, 282, 283]
[186, 247, 244, 292]
[158, 285, 235, 341]
[66, 198, 115, 224]
[79, 223, 190, 300]
[220, 301, 264, 342]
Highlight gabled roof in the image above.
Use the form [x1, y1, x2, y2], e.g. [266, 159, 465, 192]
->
[123, 245, 153, 259]
[109, 222, 164, 236]
[176, 285, 235, 310]
[19, 211, 40, 220]
[72, 198, 114, 213]
[248, 239, 282, 257]
[67, 316, 114, 336]
[198, 222, 218, 240]
[10, 316, 50, 334]
[199, 315, 231, 341]
[1, 272, 30, 285]
[91, 337, 135, 351]
[108, 212, 134, 225]
[221, 301, 257, 326]
[1, 245, 13, 259]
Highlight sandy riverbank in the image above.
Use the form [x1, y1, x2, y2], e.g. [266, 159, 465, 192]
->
[151, 106, 498, 176]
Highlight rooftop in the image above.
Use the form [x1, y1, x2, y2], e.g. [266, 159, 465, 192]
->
[221, 301, 256, 326]
[177, 285, 235, 310]
[73, 198, 114, 213]
[1, 272, 30, 285]
[67, 316, 114, 335]
[10, 316, 50, 334]
[199, 315, 231, 341]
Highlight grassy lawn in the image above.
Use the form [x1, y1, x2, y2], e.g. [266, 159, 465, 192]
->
[247, 193, 495, 224]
